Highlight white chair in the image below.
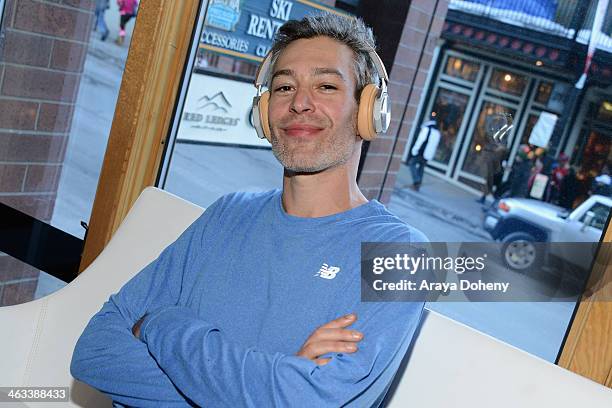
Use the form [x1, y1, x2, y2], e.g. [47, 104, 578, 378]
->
[384, 309, 612, 407]
[0, 187, 204, 407]
[0, 187, 610, 407]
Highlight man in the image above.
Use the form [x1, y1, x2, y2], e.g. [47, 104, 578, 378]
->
[508, 144, 532, 198]
[478, 135, 508, 205]
[71, 14, 426, 407]
[408, 117, 440, 191]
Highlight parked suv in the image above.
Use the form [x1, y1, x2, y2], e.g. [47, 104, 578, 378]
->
[483, 195, 611, 272]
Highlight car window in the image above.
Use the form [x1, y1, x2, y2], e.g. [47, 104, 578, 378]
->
[580, 202, 611, 230]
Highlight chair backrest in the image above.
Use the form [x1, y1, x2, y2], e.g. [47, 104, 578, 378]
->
[0, 187, 204, 407]
[384, 308, 612, 407]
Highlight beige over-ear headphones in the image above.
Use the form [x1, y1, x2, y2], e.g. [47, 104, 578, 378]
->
[252, 46, 390, 142]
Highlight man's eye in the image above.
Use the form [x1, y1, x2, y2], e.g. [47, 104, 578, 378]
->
[320, 84, 338, 90]
[274, 85, 292, 92]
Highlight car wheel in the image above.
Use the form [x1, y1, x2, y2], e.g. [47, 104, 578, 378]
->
[501, 232, 540, 272]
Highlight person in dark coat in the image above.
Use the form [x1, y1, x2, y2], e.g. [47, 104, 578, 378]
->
[559, 167, 579, 210]
[478, 140, 508, 203]
[508, 145, 532, 198]
[548, 153, 569, 204]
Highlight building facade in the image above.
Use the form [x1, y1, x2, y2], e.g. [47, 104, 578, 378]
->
[406, 0, 612, 206]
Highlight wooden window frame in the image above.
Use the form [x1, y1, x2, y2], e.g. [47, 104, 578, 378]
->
[558, 229, 612, 387]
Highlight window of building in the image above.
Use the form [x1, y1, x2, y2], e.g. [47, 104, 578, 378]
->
[488, 69, 528, 96]
[461, 102, 515, 179]
[0, 0, 139, 305]
[520, 113, 539, 145]
[535, 81, 553, 105]
[596, 100, 612, 122]
[578, 131, 612, 178]
[430, 88, 470, 165]
[443, 56, 481, 82]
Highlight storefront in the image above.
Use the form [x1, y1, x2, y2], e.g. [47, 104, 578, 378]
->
[562, 90, 612, 203]
[405, 0, 612, 204]
[406, 47, 573, 194]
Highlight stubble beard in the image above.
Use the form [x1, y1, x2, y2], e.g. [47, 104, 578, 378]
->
[270, 114, 359, 173]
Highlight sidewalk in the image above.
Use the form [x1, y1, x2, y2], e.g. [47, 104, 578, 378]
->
[390, 163, 492, 241]
[51, 33, 130, 239]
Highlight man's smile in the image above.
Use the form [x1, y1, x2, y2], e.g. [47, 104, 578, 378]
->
[282, 124, 325, 138]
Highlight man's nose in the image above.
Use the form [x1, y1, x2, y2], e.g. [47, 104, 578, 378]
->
[290, 87, 314, 113]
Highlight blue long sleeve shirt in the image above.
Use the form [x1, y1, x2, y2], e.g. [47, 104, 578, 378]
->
[71, 189, 427, 407]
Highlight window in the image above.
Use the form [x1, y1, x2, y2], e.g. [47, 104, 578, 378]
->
[596, 100, 612, 122]
[488, 69, 527, 96]
[581, 203, 611, 231]
[429, 88, 470, 165]
[443, 56, 480, 82]
[461, 102, 515, 179]
[0, 0, 139, 305]
[535, 81, 553, 105]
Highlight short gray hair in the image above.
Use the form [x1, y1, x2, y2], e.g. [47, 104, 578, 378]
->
[267, 13, 378, 99]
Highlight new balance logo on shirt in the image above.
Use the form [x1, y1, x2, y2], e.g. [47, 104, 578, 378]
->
[315, 263, 340, 280]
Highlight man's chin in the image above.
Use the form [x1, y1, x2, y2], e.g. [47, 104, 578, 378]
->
[281, 156, 351, 175]
[280, 157, 328, 173]
[283, 166, 327, 175]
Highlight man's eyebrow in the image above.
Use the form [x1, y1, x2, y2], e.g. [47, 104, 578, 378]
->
[313, 67, 345, 81]
[270, 68, 346, 82]
[271, 69, 294, 81]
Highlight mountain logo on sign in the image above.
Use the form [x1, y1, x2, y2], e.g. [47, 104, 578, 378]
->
[197, 92, 232, 113]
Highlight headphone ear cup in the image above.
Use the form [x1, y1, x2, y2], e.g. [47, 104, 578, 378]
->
[357, 84, 380, 141]
[258, 91, 272, 142]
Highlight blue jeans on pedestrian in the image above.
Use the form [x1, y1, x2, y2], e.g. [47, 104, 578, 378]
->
[409, 156, 426, 186]
[95, 8, 109, 40]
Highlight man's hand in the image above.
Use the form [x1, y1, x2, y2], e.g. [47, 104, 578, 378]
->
[296, 313, 363, 366]
[132, 314, 147, 339]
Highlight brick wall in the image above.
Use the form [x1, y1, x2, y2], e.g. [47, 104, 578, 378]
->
[0, 0, 94, 306]
[358, 0, 449, 203]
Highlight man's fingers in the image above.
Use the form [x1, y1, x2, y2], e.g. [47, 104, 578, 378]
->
[299, 340, 359, 360]
[318, 313, 358, 329]
[295, 313, 363, 363]
[303, 328, 363, 345]
[314, 357, 332, 366]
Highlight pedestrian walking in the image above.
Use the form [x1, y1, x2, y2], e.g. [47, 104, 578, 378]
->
[548, 153, 569, 204]
[408, 117, 440, 191]
[508, 145, 532, 198]
[94, 0, 110, 41]
[559, 167, 579, 209]
[116, 0, 138, 46]
[477, 139, 508, 204]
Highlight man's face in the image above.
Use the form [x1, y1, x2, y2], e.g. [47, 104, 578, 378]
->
[267, 36, 360, 173]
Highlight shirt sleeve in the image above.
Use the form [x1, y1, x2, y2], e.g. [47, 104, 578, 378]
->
[139, 300, 424, 407]
[70, 198, 223, 407]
